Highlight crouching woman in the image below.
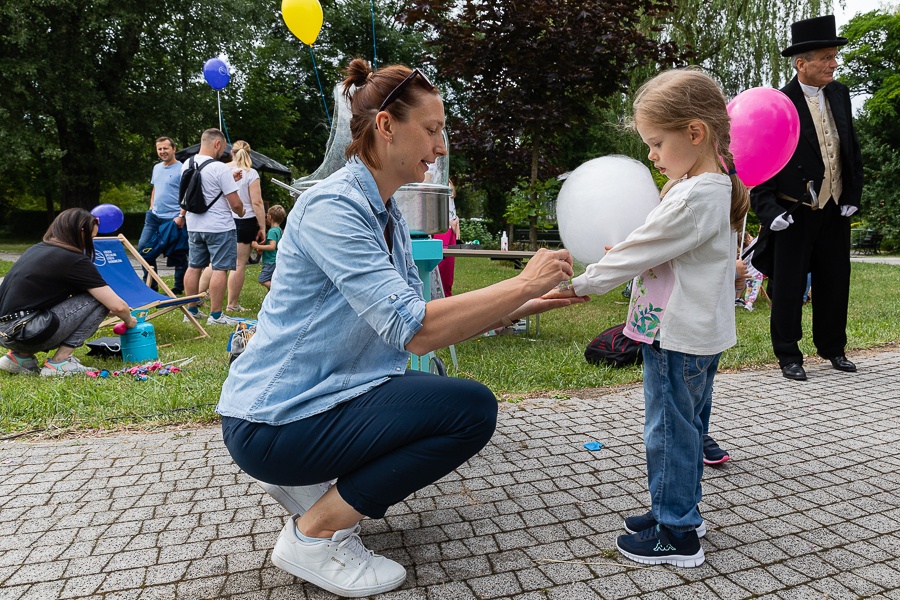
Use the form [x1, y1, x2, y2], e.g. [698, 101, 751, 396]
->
[0, 208, 136, 376]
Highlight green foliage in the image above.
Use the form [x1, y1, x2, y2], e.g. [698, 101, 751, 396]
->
[840, 8, 900, 248]
[458, 219, 497, 249]
[405, 0, 686, 201]
[645, 0, 834, 95]
[503, 178, 560, 228]
[99, 183, 149, 213]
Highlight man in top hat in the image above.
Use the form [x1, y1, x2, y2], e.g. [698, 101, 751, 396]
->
[750, 15, 863, 381]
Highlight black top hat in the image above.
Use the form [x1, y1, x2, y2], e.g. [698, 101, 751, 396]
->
[782, 15, 848, 57]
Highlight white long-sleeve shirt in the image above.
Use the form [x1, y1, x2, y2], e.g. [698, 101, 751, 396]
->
[572, 172, 737, 356]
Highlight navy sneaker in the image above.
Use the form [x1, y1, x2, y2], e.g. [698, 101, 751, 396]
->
[703, 434, 730, 465]
[616, 524, 705, 567]
[624, 511, 707, 538]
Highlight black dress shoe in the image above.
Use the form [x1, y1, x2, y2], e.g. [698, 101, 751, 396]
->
[781, 363, 807, 381]
[828, 356, 857, 372]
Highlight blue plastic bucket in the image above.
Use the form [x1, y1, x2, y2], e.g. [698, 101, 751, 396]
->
[120, 317, 158, 362]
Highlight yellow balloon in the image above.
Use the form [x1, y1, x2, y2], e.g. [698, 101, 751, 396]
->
[282, 0, 324, 45]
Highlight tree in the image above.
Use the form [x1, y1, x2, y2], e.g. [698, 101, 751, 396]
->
[0, 0, 429, 214]
[839, 8, 900, 247]
[404, 0, 684, 248]
[648, 0, 834, 97]
[0, 0, 254, 210]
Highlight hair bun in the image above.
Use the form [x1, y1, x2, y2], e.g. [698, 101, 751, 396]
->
[344, 58, 373, 87]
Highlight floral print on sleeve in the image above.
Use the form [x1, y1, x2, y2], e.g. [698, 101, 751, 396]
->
[623, 262, 674, 344]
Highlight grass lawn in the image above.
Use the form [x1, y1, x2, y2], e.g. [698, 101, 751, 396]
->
[1, 244, 899, 436]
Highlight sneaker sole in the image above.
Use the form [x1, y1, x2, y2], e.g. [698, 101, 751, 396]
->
[703, 455, 731, 466]
[0, 364, 40, 375]
[271, 549, 406, 598]
[624, 520, 707, 538]
[615, 541, 705, 568]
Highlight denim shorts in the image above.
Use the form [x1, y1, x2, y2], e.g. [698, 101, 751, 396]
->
[188, 230, 237, 270]
[258, 262, 276, 283]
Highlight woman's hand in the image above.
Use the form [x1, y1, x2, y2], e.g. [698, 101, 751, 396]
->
[509, 294, 589, 322]
[516, 248, 574, 295]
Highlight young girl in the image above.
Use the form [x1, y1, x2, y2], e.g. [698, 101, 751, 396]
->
[550, 68, 748, 567]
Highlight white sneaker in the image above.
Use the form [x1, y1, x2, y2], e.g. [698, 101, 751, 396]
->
[0, 351, 40, 374]
[272, 519, 406, 598]
[256, 480, 334, 516]
[40, 356, 94, 377]
[207, 313, 241, 325]
[183, 310, 207, 322]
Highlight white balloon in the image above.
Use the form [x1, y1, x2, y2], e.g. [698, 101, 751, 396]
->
[557, 155, 660, 264]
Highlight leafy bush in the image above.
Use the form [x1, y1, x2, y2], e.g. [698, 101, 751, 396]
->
[458, 219, 497, 249]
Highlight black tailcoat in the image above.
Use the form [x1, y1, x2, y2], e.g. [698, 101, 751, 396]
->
[749, 76, 864, 366]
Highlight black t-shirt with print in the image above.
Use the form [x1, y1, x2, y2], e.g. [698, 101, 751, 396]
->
[0, 242, 107, 315]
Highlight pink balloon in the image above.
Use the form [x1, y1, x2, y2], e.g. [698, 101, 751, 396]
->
[727, 88, 800, 187]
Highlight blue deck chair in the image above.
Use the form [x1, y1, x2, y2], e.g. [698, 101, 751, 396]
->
[93, 235, 208, 339]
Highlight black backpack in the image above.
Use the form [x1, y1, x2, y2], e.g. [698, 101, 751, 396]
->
[584, 323, 643, 368]
[179, 156, 223, 214]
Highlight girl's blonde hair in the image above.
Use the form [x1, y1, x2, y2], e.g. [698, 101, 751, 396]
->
[632, 68, 749, 232]
[231, 140, 253, 170]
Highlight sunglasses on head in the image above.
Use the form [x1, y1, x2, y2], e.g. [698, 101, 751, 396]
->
[378, 69, 434, 112]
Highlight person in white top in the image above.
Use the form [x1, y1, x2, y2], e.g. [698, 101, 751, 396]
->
[548, 68, 749, 568]
[177, 128, 244, 325]
[223, 140, 266, 312]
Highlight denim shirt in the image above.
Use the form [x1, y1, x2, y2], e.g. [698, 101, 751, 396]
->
[217, 159, 426, 425]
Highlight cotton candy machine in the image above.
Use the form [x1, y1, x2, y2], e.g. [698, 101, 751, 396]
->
[289, 180, 449, 236]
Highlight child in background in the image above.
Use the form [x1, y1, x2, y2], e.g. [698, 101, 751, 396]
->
[252, 205, 286, 292]
[548, 68, 749, 567]
[738, 232, 765, 310]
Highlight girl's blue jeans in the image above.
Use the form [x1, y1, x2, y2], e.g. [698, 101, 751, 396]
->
[222, 370, 498, 519]
[642, 341, 721, 532]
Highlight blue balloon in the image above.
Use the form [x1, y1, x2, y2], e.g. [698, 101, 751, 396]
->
[203, 58, 230, 90]
[91, 204, 125, 234]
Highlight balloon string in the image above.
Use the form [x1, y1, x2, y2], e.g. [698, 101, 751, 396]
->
[739, 213, 747, 254]
[370, 0, 378, 70]
[309, 47, 332, 127]
[217, 90, 223, 132]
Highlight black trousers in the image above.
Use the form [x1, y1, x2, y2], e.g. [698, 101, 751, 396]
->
[768, 200, 850, 366]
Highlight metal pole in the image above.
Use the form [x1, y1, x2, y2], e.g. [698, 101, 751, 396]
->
[217, 91, 223, 131]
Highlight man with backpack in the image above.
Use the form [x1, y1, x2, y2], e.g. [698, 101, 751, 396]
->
[177, 128, 245, 325]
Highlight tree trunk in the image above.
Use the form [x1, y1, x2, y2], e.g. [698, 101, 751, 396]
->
[529, 133, 540, 251]
[55, 112, 102, 210]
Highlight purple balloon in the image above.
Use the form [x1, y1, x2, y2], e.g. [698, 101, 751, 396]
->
[203, 58, 230, 91]
[727, 88, 801, 187]
[91, 204, 124, 234]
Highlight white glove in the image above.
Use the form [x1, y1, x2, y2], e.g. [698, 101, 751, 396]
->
[770, 213, 794, 231]
[840, 205, 858, 217]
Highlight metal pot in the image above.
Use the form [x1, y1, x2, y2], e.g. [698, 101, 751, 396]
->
[289, 180, 450, 236]
[394, 183, 450, 235]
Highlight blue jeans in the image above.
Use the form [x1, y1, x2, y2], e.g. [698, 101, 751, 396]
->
[642, 341, 720, 532]
[221, 370, 498, 519]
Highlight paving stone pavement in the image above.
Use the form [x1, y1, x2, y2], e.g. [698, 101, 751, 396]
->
[1, 350, 899, 599]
